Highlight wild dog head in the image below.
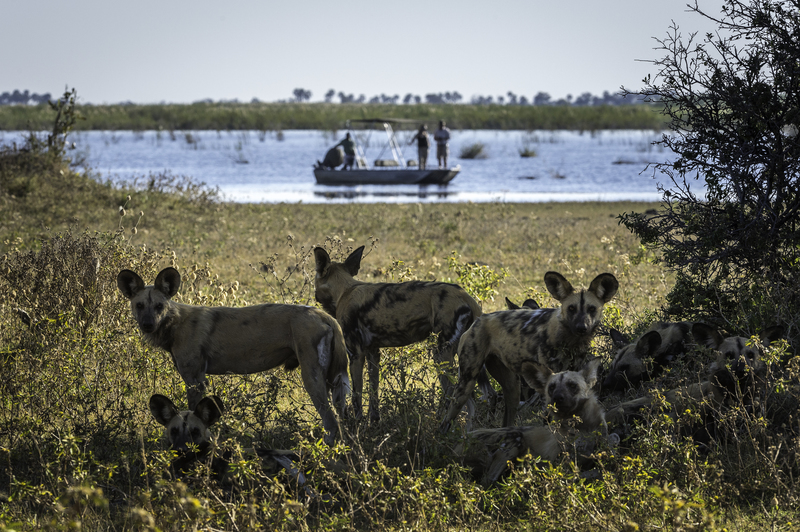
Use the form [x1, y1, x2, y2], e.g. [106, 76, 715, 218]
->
[602, 322, 692, 393]
[313, 246, 364, 316]
[544, 271, 618, 340]
[504, 297, 540, 310]
[602, 329, 663, 393]
[117, 268, 181, 334]
[692, 323, 785, 399]
[521, 358, 604, 429]
[149, 394, 224, 453]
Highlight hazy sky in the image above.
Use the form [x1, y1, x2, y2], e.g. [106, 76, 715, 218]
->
[2, 0, 725, 105]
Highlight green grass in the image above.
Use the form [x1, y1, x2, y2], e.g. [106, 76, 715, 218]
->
[1, 142, 799, 531]
[0, 101, 669, 132]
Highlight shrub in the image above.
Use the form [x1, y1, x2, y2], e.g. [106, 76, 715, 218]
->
[619, 0, 800, 337]
[458, 142, 488, 159]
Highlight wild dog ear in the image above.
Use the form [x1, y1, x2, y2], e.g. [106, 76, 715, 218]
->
[544, 272, 573, 301]
[344, 246, 365, 276]
[154, 267, 181, 299]
[692, 323, 725, 349]
[522, 298, 540, 310]
[760, 325, 785, 345]
[609, 328, 629, 349]
[195, 395, 224, 427]
[505, 297, 520, 310]
[588, 273, 619, 303]
[117, 270, 145, 300]
[314, 247, 331, 277]
[580, 358, 603, 388]
[635, 330, 663, 358]
[149, 394, 179, 426]
[520, 362, 553, 395]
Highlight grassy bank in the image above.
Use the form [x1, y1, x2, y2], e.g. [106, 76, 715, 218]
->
[1, 142, 798, 531]
[0, 101, 668, 132]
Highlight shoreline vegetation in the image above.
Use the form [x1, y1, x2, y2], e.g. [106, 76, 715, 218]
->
[0, 101, 668, 132]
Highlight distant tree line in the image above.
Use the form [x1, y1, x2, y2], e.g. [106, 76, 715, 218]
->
[296, 88, 646, 106]
[0, 90, 53, 106]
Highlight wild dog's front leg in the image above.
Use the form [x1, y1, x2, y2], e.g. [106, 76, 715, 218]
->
[440, 377, 478, 433]
[484, 356, 520, 427]
[435, 334, 458, 396]
[366, 347, 381, 423]
[177, 357, 207, 410]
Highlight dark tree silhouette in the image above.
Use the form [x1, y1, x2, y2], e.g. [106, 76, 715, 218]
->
[620, 0, 800, 329]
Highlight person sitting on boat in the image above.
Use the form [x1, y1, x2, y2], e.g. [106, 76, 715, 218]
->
[408, 124, 430, 170]
[434, 120, 451, 169]
[335, 133, 357, 170]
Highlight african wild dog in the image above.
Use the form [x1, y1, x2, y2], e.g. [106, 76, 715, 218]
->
[602, 322, 692, 393]
[504, 297, 540, 311]
[313, 245, 483, 422]
[149, 393, 229, 478]
[604, 325, 786, 444]
[119, 267, 350, 445]
[440, 271, 618, 431]
[463, 358, 618, 485]
[692, 322, 785, 402]
[150, 394, 306, 482]
[150, 393, 224, 453]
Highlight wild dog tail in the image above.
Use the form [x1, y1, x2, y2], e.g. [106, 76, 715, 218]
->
[325, 316, 351, 412]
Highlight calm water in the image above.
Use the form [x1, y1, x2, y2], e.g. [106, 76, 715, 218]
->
[2, 129, 681, 203]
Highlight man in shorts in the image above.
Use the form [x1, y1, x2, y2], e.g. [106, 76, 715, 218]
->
[408, 124, 430, 170]
[335, 132, 357, 170]
[433, 120, 451, 169]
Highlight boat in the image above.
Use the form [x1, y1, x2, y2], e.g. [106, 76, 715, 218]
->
[313, 118, 460, 186]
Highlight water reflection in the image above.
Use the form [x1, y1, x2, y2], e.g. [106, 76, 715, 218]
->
[314, 185, 454, 201]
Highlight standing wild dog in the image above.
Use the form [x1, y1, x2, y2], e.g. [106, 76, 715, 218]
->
[313, 245, 483, 422]
[119, 267, 350, 444]
[464, 358, 618, 485]
[440, 271, 618, 431]
[602, 322, 693, 393]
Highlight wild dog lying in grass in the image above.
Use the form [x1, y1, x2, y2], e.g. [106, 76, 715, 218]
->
[692, 322, 785, 403]
[605, 324, 787, 444]
[119, 267, 350, 445]
[313, 245, 483, 422]
[602, 322, 693, 393]
[149, 394, 305, 482]
[149, 393, 230, 478]
[463, 358, 618, 485]
[440, 272, 618, 431]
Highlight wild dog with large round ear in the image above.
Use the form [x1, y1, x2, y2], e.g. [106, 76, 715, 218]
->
[119, 267, 350, 445]
[313, 245, 485, 422]
[693, 323, 785, 401]
[149, 394, 224, 452]
[602, 322, 692, 394]
[441, 271, 618, 432]
[465, 358, 618, 486]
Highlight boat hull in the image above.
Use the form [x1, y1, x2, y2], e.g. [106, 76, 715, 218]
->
[314, 167, 459, 186]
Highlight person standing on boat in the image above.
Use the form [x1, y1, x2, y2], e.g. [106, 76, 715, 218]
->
[335, 132, 357, 170]
[434, 120, 451, 169]
[408, 124, 430, 170]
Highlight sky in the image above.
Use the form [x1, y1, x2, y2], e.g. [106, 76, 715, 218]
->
[2, 0, 726, 105]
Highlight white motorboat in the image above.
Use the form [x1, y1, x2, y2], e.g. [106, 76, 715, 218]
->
[313, 118, 460, 186]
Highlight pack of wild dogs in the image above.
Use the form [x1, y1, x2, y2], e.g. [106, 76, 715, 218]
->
[117, 245, 792, 486]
